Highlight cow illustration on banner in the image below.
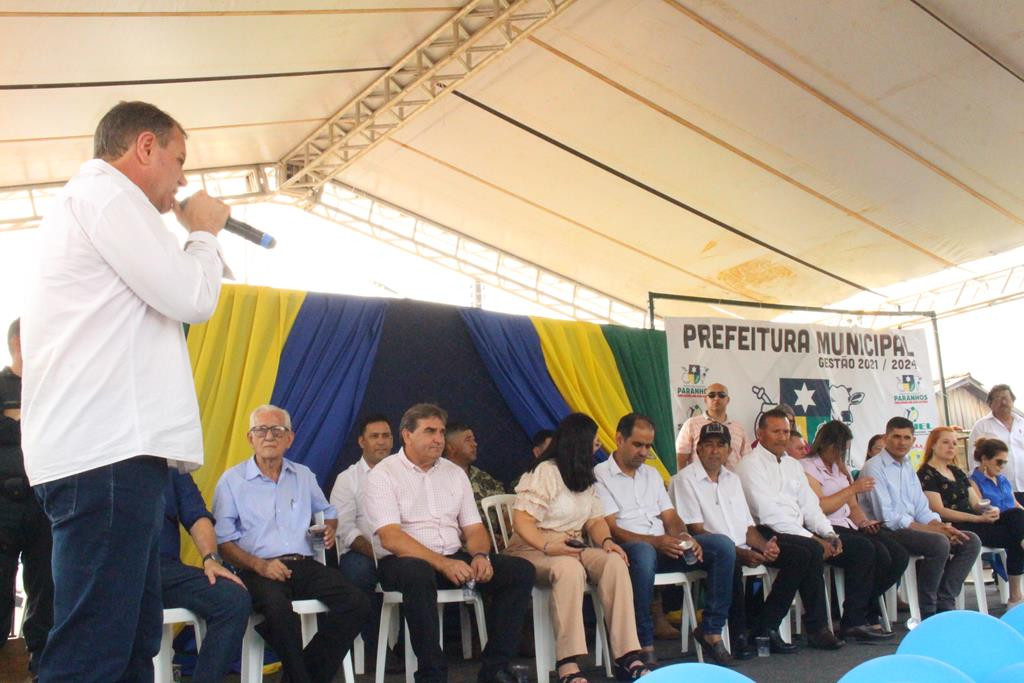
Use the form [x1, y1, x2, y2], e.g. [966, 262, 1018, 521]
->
[665, 317, 939, 469]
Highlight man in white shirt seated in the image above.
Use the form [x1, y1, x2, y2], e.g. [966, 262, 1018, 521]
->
[672, 422, 784, 659]
[214, 404, 371, 683]
[734, 409, 846, 651]
[596, 414, 737, 667]
[330, 413, 394, 652]
[675, 383, 751, 471]
[362, 403, 535, 683]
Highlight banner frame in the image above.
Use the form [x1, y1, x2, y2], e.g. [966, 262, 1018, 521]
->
[648, 292, 951, 426]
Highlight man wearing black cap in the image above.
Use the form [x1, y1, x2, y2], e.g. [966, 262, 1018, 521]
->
[673, 420, 830, 656]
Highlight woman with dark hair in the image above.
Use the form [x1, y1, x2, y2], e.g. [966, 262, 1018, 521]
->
[802, 420, 907, 637]
[504, 413, 649, 683]
[921, 430, 1024, 607]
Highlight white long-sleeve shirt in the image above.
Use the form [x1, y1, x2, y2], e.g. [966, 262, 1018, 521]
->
[330, 456, 374, 555]
[21, 159, 226, 484]
[734, 444, 834, 538]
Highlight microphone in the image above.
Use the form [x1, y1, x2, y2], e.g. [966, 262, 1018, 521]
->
[179, 197, 277, 249]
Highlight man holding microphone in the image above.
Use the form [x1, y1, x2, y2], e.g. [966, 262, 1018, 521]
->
[21, 101, 230, 681]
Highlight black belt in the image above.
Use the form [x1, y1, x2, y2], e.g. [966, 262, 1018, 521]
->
[272, 554, 312, 562]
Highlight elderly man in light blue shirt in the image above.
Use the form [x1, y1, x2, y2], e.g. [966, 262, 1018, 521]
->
[214, 404, 370, 683]
[861, 416, 980, 620]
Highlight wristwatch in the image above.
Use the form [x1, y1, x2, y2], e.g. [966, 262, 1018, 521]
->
[202, 551, 222, 564]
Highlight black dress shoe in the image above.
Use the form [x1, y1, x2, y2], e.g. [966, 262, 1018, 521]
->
[807, 628, 846, 650]
[759, 628, 800, 654]
[693, 626, 735, 667]
[841, 624, 895, 641]
[731, 633, 757, 660]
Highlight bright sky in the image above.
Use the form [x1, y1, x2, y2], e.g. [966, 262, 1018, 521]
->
[2, 202, 1022, 408]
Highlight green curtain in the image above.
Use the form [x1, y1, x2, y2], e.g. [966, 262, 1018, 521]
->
[601, 325, 676, 474]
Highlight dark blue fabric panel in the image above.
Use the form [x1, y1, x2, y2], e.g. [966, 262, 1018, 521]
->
[459, 308, 571, 442]
[327, 300, 533, 490]
[270, 293, 387, 489]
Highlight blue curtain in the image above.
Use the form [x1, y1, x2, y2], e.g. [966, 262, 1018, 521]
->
[269, 293, 387, 488]
[460, 309, 571, 445]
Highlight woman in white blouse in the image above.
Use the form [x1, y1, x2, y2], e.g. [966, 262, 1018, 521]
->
[504, 413, 649, 683]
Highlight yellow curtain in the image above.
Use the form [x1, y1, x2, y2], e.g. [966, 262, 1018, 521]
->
[531, 318, 670, 482]
[180, 284, 305, 566]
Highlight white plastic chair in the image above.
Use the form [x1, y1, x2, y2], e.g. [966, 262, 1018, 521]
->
[481, 494, 613, 683]
[824, 565, 892, 632]
[654, 569, 706, 660]
[887, 555, 924, 628]
[239, 513, 357, 683]
[955, 545, 1009, 613]
[154, 607, 205, 683]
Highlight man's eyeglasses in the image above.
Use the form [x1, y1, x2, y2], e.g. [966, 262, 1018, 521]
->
[706, 392, 728, 399]
[249, 425, 291, 438]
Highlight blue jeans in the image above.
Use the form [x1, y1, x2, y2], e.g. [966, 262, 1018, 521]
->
[621, 534, 736, 645]
[35, 456, 166, 682]
[338, 549, 381, 647]
[160, 558, 251, 683]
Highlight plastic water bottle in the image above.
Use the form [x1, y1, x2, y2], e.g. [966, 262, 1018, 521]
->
[680, 539, 698, 565]
[463, 578, 477, 600]
[307, 523, 327, 552]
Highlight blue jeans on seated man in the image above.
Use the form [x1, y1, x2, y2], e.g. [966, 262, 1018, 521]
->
[34, 455, 166, 682]
[339, 549, 382, 649]
[160, 557, 252, 683]
[621, 534, 736, 647]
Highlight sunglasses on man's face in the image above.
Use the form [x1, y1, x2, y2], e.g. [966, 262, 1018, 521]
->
[706, 392, 728, 399]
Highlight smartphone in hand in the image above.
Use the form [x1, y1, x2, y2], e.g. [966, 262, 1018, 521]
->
[564, 538, 587, 549]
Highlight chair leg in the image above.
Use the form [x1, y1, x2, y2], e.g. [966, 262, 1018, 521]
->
[591, 594, 613, 677]
[682, 584, 701, 663]
[240, 616, 265, 683]
[997, 551, 1011, 605]
[354, 634, 365, 675]
[404, 621, 416, 683]
[878, 595, 892, 633]
[343, 652, 355, 683]
[822, 568, 833, 634]
[473, 596, 488, 649]
[972, 556, 989, 615]
[153, 622, 175, 683]
[532, 589, 553, 683]
[376, 605, 396, 683]
[904, 560, 922, 625]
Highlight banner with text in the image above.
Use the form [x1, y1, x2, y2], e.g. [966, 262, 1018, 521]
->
[665, 317, 939, 469]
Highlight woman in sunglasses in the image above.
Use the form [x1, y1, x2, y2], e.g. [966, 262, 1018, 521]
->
[920, 431, 1024, 608]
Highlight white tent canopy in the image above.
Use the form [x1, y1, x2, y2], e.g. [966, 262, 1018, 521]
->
[3, 0, 1024, 318]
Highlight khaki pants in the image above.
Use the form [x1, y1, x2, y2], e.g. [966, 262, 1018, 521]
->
[504, 530, 640, 661]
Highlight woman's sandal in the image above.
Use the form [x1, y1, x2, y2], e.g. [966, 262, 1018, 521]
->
[613, 652, 652, 682]
[557, 670, 589, 683]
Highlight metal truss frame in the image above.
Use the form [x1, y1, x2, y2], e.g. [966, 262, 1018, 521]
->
[0, 164, 275, 233]
[277, 0, 576, 199]
[281, 180, 648, 326]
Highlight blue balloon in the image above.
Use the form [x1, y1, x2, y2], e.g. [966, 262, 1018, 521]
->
[898, 610, 1024, 681]
[982, 662, 1024, 683]
[638, 663, 755, 683]
[1000, 603, 1024, 638]
[837, 654, 974, 683]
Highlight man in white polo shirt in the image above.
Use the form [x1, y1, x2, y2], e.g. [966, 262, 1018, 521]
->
[21, 101, 229, 681]
[597, 413, 736, 667]
[970, 384, 1024, 504]
[363, 403, 535, 683]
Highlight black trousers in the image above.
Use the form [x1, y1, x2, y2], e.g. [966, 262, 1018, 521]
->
[843, 527, 910, 623]
[378, 552, 534, 683]
[956, 507, 1024, 575]
[0, 494, 53, 659]
[828, 527, 878, 629]
[240, 557, 371, 683]
[755, 527, 828, 634]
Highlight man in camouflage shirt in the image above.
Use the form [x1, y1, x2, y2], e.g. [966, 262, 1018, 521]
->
[443, 423, 506, 527]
